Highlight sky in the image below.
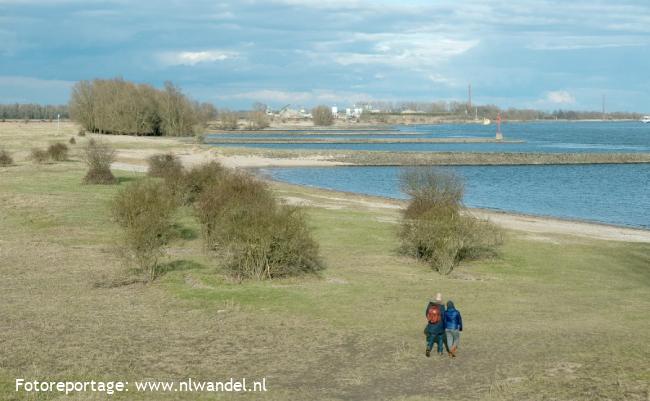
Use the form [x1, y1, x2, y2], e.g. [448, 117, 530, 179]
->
[1, 0, 649, 111]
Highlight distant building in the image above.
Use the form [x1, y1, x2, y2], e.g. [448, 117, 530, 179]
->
[345, 107, 363, 118]
[331, 106, 338, 116]
[279, 108, 302, 119]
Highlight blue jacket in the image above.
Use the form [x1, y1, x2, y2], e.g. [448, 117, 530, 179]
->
[444, 302, 462, 331]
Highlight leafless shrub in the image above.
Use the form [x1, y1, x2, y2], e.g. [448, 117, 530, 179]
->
[30, 148, 50, 163]
[195, 170, 322, 280]
[312, 105, 334, 126]
[111, 179, 177, 281]
[248, 110, 269, 130]
[399, 168, 502, 274]
[82, 139, 117, 184]
[0, 149, 13, 166]
[47, 142, 69, 161]
[180, 162, 225, 205]
[219, 111, 239, 130]
[147, 153, 183, 178]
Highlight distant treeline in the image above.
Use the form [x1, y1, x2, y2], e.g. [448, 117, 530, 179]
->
[0, 104, 69, 120]
[69, 78, 217, 136]
[357, 101, 642, 121]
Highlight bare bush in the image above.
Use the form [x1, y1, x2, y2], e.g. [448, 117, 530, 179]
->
[399, 168, 502, 274]
[195, 170, 322, 280]
[219, 111, 239, 130]
[82, 139, 117, 184]
[30, 148, 49, 163]
[69, 137, 76, 145]
[47, 142, 69, 161]
[147, 152, 183, 179]
[312, 105, 334, 126]
[180, 162, 225, 205]
[0, 149, 13, 166]
[111, 179, 177, 280]
[248, 110, 269, 130]
[401, 168, 464, 219]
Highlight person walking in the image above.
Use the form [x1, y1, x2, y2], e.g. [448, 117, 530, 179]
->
[424, 293, 446, 357]
[444, 300, 463, 357]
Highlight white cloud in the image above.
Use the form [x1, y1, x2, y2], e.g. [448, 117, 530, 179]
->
[157, 50, 238, 66]
[221, 89, 373, 105]
[323, 33, 478, 69]
[427, 73, 456, 86]
[546, 90, 575, 104]
[528, 36, 647, 51]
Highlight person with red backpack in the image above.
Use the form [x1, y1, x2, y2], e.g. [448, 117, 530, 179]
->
[424, 293, 446, 357]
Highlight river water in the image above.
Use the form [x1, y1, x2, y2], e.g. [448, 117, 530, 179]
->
[210, 121, 650, 228]
[263, 164, 650, 229]
[210, 121, 650, 153]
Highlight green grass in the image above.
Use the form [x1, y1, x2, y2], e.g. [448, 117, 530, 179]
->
[1, 159, 649, 400]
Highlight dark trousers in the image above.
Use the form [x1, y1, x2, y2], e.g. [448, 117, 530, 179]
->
[427, 332, 444, 353]
[424, 323, 445, 353]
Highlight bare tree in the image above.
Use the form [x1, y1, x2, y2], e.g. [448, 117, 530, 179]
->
[68, 78, 212, 136]
[312, 105, 333, 126]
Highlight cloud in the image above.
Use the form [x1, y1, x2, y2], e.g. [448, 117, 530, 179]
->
[157, 50, 238, 66]
[221, 89, 373, 106]
[2, 0, 650, 111]
[527, 36, 647, 51]
[546, 90, 575, 104]
[324, 33, 478, 68]
[427, 73, 457, 86]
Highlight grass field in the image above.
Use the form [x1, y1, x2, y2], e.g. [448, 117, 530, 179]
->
[1, 123, 649, 400]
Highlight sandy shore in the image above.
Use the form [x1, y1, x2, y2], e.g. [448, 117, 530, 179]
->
[110, 157, 650, 244]
[81, 131, 647, 244]
[471, 209, 650, 243]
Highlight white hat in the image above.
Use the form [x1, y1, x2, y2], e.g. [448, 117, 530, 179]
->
[435, 293, 442, 302]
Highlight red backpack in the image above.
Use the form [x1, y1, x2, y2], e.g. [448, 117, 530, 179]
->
[426, 303, 441, 324]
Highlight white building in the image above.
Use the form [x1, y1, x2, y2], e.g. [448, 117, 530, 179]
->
[345, 107, 363, 118]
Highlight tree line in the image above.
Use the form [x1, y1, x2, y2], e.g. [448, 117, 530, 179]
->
[69, 78, 217, 136]
[0, 104, 69, 120]
[356, 101, 642, 120]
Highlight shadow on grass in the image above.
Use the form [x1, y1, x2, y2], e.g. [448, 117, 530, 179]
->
[117, 176, 138, 184]
[171, 223, 198, 240]
[158, 259, 207, 275]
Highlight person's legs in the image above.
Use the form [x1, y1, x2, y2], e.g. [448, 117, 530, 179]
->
[435, 333, 444, 354]
[425, 325, 434, 357]
[448, 330, 460, 356]
[427, 334, 435, 350]
[445, 330, 454, 354]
